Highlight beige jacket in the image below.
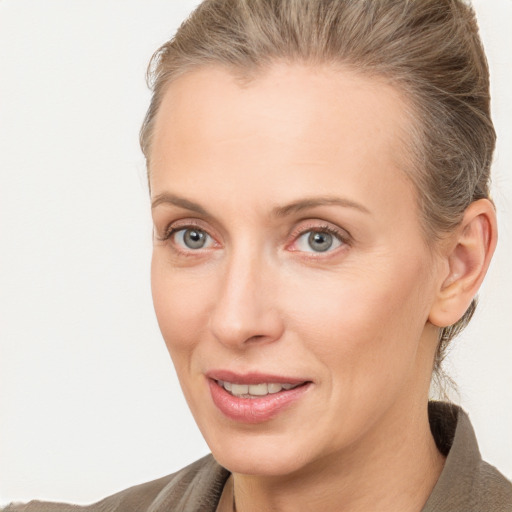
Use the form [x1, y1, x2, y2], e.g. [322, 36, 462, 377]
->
[4, 403, 512, 512]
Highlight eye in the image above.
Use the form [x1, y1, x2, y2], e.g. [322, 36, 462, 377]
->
[294, 227, 345, 253]
[171, 227, 213, 250]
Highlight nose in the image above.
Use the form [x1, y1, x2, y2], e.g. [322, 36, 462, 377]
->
[208, 249, 284, 349]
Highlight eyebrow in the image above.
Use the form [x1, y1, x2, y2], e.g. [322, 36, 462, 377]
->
[151, 194, 209, 215]
[151, 193, 371, 217]
[272, 196, 371, 217]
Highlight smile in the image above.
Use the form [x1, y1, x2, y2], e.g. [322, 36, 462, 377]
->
[208, 375, 312, 423]
[216, 380, 303, 398]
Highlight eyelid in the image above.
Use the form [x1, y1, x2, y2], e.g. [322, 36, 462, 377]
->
[156, 219, 221, 255]
[287, 221, 352, 253]
[157, 219, 213, 240]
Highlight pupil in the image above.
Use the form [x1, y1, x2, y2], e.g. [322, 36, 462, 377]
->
[308, 232, 332, 252]
[184, 229, 206, 249]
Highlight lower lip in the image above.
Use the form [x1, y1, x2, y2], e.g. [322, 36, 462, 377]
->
[208, 379, 311, 424]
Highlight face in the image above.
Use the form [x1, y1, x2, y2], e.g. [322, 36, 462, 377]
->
[150, 64, 443, 478]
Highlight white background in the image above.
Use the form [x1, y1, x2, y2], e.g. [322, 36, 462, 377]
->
[0, 0, 511, 506]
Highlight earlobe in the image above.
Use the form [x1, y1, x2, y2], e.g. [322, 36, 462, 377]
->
[429, 199, 497, 328]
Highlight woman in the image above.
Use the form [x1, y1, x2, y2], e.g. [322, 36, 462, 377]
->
[4, 0, 511, 511]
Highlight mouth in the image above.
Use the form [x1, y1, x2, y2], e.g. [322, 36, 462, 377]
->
[215, 380, 305, 398]
[206, 372, 312, 423]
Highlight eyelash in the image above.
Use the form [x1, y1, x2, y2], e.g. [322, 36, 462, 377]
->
[288, 223, 350, 253]
[158, 221, 351, 256]
[157, 221, 214, 255]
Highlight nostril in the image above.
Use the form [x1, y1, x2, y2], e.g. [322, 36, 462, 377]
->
[209, 295, 284, 348]
[246, 334, 270, 343]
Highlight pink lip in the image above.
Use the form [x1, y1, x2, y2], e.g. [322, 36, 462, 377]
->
[206, 371, 312, 424]
[206, 370, 308, 386]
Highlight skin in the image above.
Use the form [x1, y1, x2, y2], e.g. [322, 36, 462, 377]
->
[149, 63, 496, 512]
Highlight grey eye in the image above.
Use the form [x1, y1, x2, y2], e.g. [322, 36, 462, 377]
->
[295, 229, 343, 253]
[307, 231, 333, 252]
[177, 228, 210, 249]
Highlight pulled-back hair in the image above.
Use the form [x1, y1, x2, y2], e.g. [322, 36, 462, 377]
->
[140, 0, 495, 375]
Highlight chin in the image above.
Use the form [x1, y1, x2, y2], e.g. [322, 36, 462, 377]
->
[207, 431, 318, 476]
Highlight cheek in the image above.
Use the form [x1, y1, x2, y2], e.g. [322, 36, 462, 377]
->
[284, 255, 432, 377]
[151, 251, 213, 358]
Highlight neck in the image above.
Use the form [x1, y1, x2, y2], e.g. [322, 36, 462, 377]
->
[231, 400, 445, 512]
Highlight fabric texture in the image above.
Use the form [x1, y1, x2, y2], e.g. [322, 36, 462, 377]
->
[4, 402, 512, 512]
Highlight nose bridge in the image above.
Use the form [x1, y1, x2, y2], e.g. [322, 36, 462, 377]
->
[209, 241, 282, 348]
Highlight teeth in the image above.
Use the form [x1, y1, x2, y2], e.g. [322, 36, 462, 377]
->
[231, 383, 249, 395]
[248, 383, 268, 396]
[267, 383, 282, 394]
[218, 380, 301, 397]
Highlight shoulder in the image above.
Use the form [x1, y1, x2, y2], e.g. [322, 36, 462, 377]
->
[423, 402, 512, 512]
[467, 459, 512, 512]
[3, 455, 230, 512]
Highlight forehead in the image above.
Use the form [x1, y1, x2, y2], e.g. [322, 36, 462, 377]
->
[149, 63, 415, 213]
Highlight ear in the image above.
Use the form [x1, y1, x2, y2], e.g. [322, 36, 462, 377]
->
[429, 199, 497, 328]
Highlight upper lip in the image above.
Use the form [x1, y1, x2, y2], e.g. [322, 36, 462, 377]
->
[206, 370, 310, 385]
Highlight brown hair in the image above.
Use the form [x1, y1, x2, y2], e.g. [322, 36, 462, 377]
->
[140, 0, 495, 374]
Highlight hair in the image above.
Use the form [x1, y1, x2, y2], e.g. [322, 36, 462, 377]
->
[140, 0, 495, 376]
